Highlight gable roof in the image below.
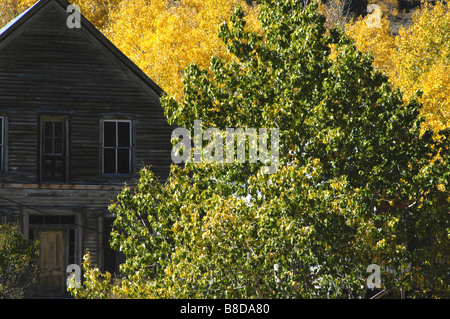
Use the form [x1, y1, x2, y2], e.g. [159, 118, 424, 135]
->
[0, 0, 165, 99]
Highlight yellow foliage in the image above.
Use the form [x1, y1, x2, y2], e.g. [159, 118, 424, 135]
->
[71, 0, 121, 29]
[418, 64, 450, 134]
[346, 1, 450, 136]
[102, 0, 260, 101]
[0, 0, 31, 27]
[345, 10, 397, 79]
[393, 1, 450, 135]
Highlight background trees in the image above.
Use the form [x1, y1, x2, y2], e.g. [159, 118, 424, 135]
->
[346, 1, 450, 137]
[101, 0, 260, 101]
[0, 0, 447, 299]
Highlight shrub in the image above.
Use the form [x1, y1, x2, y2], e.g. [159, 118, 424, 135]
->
[0, 225, 39, 299]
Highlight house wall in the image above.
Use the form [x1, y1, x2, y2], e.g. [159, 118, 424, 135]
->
[0, 1, 173, 291]
[0, 183, 124, 265]
[0, 6, 173, 185]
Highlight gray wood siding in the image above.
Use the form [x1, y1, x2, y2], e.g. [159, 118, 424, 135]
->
[0, 185, 125, 266]
[0, 6, 173, 185]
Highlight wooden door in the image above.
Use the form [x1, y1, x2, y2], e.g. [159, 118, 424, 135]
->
[37, 230, 66, 297]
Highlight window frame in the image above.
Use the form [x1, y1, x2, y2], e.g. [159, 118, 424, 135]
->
[40, 115, 69, 183]
[101, 119, 133, 175]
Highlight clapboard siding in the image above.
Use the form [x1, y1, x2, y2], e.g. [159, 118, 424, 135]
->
[0, 6, 173, 185]
[1, 185, 125, 266]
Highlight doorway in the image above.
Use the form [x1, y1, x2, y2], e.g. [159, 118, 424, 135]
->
[36, 229, 66, 297]
[28, 214, 77, 298]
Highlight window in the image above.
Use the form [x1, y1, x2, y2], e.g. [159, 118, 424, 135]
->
[102, 120, 132, 175]
[41, 118, 67, 182]
[102, 217, 125, 274]
[0, 117, 4, 172]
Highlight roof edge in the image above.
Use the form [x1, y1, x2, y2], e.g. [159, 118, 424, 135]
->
[0, 0, 48, 42]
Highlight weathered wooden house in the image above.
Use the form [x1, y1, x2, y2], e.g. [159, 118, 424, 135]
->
[0, 0, 173, 297]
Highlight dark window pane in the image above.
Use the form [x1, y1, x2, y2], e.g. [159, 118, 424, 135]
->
[117, 149, 130, 174]
[103, 121, 132, 175]
[60, 216, 75, 224]
[54, 138, 63, 155]
[29, 215, 44, 224]
[43, 158, 64, 178]
[44, 137, 53, 154]
[44, 121, 53, 137]
[68, 229, 75, 264]
[118, 122, 131, 147]
[103, 218, 126, 274]
[54, 121, 63, 137]
[0, 118, 3, 144]
[43, 159, 52, 176]
[45, 215, 60, 224]
[42, 119, 66, 182]
[104, 148, 116, 174]
[104, 122, 116, 147]
[54, 159, 63, 177]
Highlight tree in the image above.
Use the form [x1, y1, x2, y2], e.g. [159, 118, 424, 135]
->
[318, 0, 353, 29]
[72, 0, 449, 299]
[346, 1, 450, 137]
[0, 225, 40, 299]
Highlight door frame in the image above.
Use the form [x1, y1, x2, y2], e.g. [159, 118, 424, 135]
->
[22, 207, 83, 298]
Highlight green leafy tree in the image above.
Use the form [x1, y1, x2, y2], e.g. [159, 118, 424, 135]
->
[72, 0, 449, 299]
[0, 225, 40, 299]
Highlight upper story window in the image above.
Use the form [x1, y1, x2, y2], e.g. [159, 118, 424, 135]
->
[102, 120, 132, 175]
[0, 116, 4, 172]
[41, 117, 67, 182]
